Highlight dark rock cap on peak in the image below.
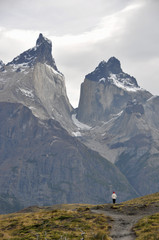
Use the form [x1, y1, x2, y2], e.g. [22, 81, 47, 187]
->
[35, 33, 58, 70]
[85, 56, 122, 81]
[36, 33, 52, 47]
[107, 57, 122, 74]
[7, 33, 58, 71]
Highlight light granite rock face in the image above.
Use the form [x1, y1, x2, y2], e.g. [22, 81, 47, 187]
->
[77, 58, 152, 125]
[33, 63, 73, 130]
[144, 96, 159, 129]
[0, 34, 74, 131]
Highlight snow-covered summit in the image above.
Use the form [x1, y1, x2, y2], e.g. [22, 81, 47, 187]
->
[85, 57, 139, 91]
[6, 33, 58, 72]
[107, 73, 140, 92]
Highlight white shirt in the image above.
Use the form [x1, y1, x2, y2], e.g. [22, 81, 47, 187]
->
[112, 193, 117, 199]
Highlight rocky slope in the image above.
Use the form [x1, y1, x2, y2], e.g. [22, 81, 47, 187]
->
[0, 102, 137, 213]
[76, 98, 159, 197]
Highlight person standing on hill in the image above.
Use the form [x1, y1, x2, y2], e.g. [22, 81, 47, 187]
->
[112, 192, 117, 204]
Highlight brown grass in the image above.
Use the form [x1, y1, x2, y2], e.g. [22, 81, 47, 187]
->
[133, 213, 159, 240]
[0, 206, 111, 239]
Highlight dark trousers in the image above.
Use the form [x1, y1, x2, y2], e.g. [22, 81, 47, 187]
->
[113, 199, 116, 204]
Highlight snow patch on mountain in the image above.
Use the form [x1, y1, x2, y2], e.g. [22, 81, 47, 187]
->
[72, 131, 82, 137]
[18, 88, 34, 98]
[10, 63, 31, 73]
[146, 95, 158, 102]
[72, 114, 91, 130]
[108, 73, 141, 91]
[99, 77, 106, 83]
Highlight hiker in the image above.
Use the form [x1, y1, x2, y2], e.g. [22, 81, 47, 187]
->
[112, 191, 117, 204]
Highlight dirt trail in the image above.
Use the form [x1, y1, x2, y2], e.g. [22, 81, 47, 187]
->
[92, 203, 159, 240]
[92, 209, 140, 239]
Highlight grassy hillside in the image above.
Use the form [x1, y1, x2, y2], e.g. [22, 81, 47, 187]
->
[94, 192, 159, 239]
[0, 205, 111, 240]
[0, 193, 158, 240]
[134, 213, 159, 240]
[124, 192, 159, 239]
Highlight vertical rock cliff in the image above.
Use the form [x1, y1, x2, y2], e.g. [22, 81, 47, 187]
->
[0, 33, 73, 130]
[77, 57, 152, 125]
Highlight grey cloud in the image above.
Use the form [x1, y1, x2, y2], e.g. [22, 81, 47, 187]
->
[0, 0, 159, 107]
[0, 0, 124, 34]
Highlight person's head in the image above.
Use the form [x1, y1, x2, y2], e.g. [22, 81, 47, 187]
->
[113, 192, 115, 193]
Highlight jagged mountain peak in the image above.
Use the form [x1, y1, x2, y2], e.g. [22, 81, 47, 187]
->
[0, 34, 73, 131]
[94, 57, 122, 75]
[36, 33, 52, 47]
[6, 33, 58, 71]
[0, 59, 4, 65]
[77, 57, 152, 124]
[0, 59, 5, 71]
[107, 56, 122, 74]
[98, 60, 107, 67]
[85, 57, 139, 89]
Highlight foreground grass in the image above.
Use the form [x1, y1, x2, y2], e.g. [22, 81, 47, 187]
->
[0, 193, 158, 239]
[94, 192, 159, 239]
[115, 192, 159, 239]
[0, 207, 111, 240]
[133, 213, 159, 240]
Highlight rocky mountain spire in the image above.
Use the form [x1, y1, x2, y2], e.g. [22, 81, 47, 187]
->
[35, 33, 58, 70]
[85, 57, 138, 87]
[0, 33, 73, 131]
[107, 56, 122, 74]
[77, 57, 151, 124]
[0, 60, 5, 71]
[7, 33, 58, 71]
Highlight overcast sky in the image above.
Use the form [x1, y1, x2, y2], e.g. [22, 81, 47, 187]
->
[0, 0, 159, 107]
